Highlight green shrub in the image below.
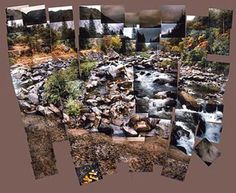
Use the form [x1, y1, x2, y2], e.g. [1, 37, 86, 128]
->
[44, 61, 79, 105]
[65, 80, 81, 99]
[160, 60, 176, 68]
[65, 98, 81, 117]
[139, 52, 151, 58]
[80, 60, 97, 79]
[193, 83, 220, 94]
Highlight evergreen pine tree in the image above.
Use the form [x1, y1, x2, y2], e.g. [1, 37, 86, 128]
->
[89, 14, 96, 37]
[103, 23, 110, 35]
[61, 20, 69, 40]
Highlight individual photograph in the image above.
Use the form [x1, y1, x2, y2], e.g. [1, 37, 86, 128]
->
[123, 25, 139, 40]
[80, 5, 101, 20]
[139, 9, 161, 28]
[161, 5, 186, 23]
[169, 122, 196, 156]
[49, 6, 76, 59]
[21, 5, 47, 26]
[161, 22, 185, 38]
[76, 162, 103, 185]
[6, 5, 32, 66]
[178, 61, 230, 143]
[6, 4, 79, 180]
[194, 138, 221, 166]
[161, 147, 191, 181]
[134, 60, 177, 119]
[79, 19, 103, 38]
[208, 8, 233, 55]
[125, 12, 139, 27]
[101, 5, 125, 23]
[6, 5, 28, 27]
[186, 15, 209, 31]
[137, 28, 161, 43]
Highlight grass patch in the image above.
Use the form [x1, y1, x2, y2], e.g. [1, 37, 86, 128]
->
[193, 83, 220, 94]
[139, 52, 151, 58]
[65, 98, 82, 117]
[80, 60, 97, 80]
[159, 60, 177, 68]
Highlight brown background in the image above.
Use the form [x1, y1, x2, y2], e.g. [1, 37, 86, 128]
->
[0, 0, 236, 192]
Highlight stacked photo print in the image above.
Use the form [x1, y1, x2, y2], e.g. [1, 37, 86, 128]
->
[6, 4, 78, 179]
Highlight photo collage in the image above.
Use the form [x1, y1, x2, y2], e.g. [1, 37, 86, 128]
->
[5, 3, 233, 185]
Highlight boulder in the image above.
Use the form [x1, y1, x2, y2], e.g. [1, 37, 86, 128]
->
[37, 105, 46, 115]
[31, 75, 43, 83]
[123, 126, 138, 137]
[87, 113, 96, 121]
[98, 123, 114, 135]
[63, 113, 70, 123]
[107, 50, 119, 60]
[36, 105, 54, 116]
[86, 99, 97, 106]
[91, 107, 102, 115]
[48, 104, 61, 116]
[19, 100, 31, 111]
[16, 91, 27, 100]
[128, 114, 141, 127]
[178, 91, 200, 111]
[21, 79, 33, 88]
[134, 121, 151, 132]
[27, 93, 39, 105]
[12, 68, 28, 79]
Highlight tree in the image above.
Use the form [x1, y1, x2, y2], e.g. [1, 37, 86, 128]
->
[119, 29, 123, 36]
[132, 25, 137, 39]
[61, 20, 69, 40]
[88, 14, 96, 37]
[111, 36, 122, 52]
[209, 9, 233, 33]
[102, 23, 110, 35]
[136, 31, 146, 51]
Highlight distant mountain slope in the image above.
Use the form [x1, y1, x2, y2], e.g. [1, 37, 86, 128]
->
[80, 6, 117, 23]
[23, 9, 47, 25]
[80, 7, 101, 20]
[6, 9, 23, 20]
[49, 9, 73, 23]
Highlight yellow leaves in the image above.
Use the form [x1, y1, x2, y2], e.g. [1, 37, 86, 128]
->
[171, 46, 181, 53]
[196, 40, 208, 49]
[198, 34, 206, 42]
[111, 36, 122, 50]
[82, 170, 100, 184]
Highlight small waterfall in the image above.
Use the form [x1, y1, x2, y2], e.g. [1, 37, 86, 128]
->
[175, 121, 195, 156]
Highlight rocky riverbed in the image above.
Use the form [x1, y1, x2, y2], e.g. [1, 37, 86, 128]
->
[10, 58, 80, 119]
[77, 52, 180, 139]
[177, 63, 227, 144]
[10, 51, 227, 146]
[9, 50, 228, 179]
